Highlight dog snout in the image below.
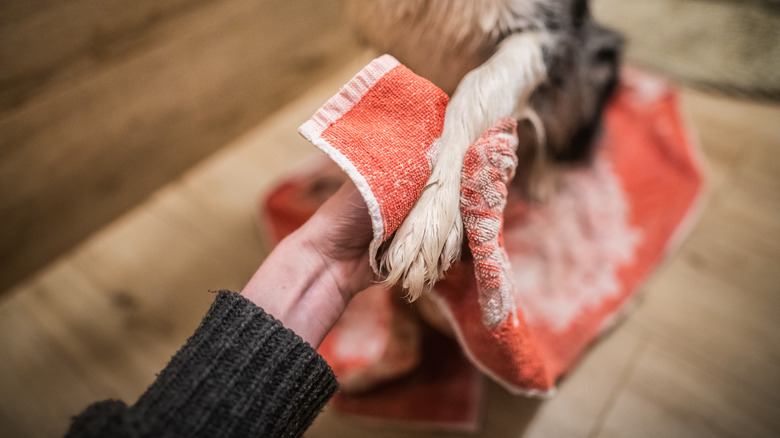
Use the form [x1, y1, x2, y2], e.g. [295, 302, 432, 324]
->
[589, 25, 624, 65]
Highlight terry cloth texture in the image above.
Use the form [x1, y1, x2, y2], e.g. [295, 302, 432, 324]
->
[264, 56, 705, 428]
[298, 54, 448, 273]
[65, 291, 337, 438]
[460, 118, 521, 329]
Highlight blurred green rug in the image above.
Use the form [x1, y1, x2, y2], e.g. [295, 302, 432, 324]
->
[593, 0, 780, 100]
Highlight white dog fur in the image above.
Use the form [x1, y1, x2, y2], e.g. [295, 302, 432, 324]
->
[344, 0, 621, 300]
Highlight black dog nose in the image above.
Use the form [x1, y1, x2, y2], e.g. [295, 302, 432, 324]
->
[590, 25, 624, 63]
[596, 43, 618, 63]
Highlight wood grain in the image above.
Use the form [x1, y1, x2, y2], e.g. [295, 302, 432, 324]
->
[0, 0, 362, 292]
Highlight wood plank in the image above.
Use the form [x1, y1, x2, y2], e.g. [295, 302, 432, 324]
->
[623, 202, 780, 401]
[0, 0, 210, 112]
[0, 0, 362, 293]
[595, 343, 780, 438]
[678, 88, 780, 191]
[0, 261, 171, 438]
[626, 259, 780, 401]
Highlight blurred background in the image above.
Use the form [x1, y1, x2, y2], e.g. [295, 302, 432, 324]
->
[0, 0, 362, 292]
[1, 0, 778, 437]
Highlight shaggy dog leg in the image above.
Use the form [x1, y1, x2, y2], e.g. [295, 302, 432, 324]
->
[381, 32, 547, 299]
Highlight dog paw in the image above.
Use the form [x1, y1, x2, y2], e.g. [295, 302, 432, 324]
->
[379, 168, 463, 301]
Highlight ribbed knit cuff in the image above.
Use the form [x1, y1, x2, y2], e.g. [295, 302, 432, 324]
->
[129, 290, 337, 438]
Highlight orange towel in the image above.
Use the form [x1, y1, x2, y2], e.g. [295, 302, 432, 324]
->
[263, 56, 706, 429]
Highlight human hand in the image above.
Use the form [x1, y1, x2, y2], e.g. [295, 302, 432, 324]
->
[242, 181, 374, 346]
[298, 180, 375, 298]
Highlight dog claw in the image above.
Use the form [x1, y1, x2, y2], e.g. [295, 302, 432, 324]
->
[380, 182, 463, 301]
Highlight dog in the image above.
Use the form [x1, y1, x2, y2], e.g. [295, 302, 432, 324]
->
[343, 0, 623, 299]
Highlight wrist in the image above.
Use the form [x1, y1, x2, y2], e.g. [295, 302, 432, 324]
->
[241, 181, 374, 347]
[241, 229, 349, 347]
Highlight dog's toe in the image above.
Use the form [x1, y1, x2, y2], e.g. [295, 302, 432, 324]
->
[380, 181, 463, 300]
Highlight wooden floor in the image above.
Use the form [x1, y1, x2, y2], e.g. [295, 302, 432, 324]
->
[0, 0, 362, 292]
[1, 52, 779, 437]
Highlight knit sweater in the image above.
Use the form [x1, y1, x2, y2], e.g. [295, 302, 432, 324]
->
[65, 290, 338, 438]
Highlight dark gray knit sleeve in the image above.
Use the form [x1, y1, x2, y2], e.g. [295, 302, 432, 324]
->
[66, 290, 338, 438]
